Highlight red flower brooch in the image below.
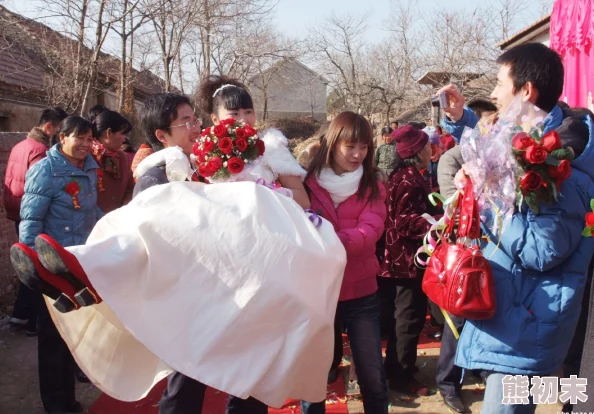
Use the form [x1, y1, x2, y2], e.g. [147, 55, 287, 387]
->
[64, 179, 81, 210]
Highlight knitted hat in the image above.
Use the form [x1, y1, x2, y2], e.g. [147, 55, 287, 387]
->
[423, 126, 440, 145]
[392, 125, 429, 159]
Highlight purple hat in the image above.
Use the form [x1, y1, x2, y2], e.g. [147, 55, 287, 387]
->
[392, 125, 429, 158]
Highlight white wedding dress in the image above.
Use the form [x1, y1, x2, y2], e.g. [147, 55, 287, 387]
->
[45, 130, 347, 408]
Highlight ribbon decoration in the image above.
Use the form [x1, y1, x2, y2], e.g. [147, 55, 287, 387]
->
[256, 178, 294, 198]
[304, 209, 322, 228]
[414, 190, 462, 268]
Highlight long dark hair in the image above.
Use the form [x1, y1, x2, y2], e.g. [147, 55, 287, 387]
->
[93, 110, 132, 139]
[198, 75, 254, 115]
[306, 111, 380, 200]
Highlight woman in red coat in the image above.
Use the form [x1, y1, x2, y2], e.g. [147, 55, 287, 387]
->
[378, 125, 441, 396]
[91, 110, 135, 213]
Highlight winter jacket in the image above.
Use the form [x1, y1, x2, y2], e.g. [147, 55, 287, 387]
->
[131, 144, 154, 176]
[441, 108, 479, 143]
[19, 145, 102, 249]
[452, 105, 594, 375]
[374, 142, 400, 176]
[3, 128, 51, 221]
[380, 166, 441, 279]
[96, 150, 134, 213]
[437, 145, 464, 199]
[306, 175, 387, 301]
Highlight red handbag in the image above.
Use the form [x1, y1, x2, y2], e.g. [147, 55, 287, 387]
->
[422, 180, 496, 320]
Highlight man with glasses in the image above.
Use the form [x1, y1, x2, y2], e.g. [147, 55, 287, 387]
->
[132, 93, 268, 414]
[133, 93, 203, 195]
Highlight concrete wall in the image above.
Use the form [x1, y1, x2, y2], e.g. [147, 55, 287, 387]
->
[0, 132, 27, 307]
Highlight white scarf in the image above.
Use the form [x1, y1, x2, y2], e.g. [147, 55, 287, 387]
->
[317, 165, 363, 207]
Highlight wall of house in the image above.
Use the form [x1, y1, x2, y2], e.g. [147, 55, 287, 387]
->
[249, 61, 328, 121]
[0, 132, 27, 309]
[0, 100, 46, 132]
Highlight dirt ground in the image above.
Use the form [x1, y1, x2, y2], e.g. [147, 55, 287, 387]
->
[0, 314, 565, 414]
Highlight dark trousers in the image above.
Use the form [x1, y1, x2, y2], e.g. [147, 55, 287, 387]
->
[11, 221, 37, 331]
[436, 312, 466, 396]
[330, 313, 343, 371]
[36, 294, 76, 412]
[301, 293, 388, 414]
[158, 371, 268, 414]
[378, 276, 427, 381]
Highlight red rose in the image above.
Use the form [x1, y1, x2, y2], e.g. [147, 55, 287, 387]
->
[512, 132, 535, 150]
[208, 156, 223, 173]
[213, 124, 228, 138]
[244, 125, 257, 137]
[586, 212, 594, 227]
[519, 171, 544, 192]
[200, 127, 211, 137]
[192, 142, 202, 157]
[220, 118, 236, 127]
[235, 137, 248, 152]
[255, 139, 265, 156]
[235, 128, 247, 139]
[541, 130, 562, 152]
[218, 137, 233, 155]
[202, 139, 215, 153]
[227, 157, 245, 174]
[524, 145, 548, 164]
[198, 164, 213, 177]
[548, 159, 571, 189]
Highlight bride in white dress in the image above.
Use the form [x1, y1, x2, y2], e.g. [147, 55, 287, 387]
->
[12, 77, 346, 408]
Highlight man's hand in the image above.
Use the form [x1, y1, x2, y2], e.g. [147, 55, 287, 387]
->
[454, 164, 470, 190]
[437, 84, 465, 122]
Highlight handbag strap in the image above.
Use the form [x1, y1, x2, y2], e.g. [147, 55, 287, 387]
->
[456, 178, 481, 240]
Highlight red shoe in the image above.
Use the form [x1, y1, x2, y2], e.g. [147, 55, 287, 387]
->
[10, 243, 80, 313]
[35, 235, 102, 306]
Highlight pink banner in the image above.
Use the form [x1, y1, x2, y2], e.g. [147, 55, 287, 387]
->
[549, 0, 594, 110]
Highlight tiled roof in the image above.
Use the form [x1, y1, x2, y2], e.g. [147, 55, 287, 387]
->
[0, 5, 167, 96]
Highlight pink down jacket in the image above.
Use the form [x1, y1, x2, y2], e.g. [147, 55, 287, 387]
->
[306, 176, 387, 302]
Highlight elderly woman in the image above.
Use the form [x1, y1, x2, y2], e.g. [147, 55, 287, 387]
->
[15, 115, 101, 414]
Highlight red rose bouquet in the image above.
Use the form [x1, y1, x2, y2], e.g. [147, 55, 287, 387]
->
[511, 128, 574, 214]
[459, 98, 574, 237]
[192, 118, 265, 181]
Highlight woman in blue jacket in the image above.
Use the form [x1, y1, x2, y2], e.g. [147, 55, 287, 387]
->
[16, 116, 101, 414]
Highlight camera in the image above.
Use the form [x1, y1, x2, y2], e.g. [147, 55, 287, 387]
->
[431, 92, 448, 108]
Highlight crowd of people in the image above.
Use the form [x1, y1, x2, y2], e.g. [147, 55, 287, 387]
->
[3, 42, 594, 414]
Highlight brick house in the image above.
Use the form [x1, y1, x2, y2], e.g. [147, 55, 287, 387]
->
[0, 5, 168, 308]
[248, 58, 329, 122]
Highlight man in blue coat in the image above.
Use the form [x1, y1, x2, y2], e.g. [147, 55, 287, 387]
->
[438, 43, 594, 413]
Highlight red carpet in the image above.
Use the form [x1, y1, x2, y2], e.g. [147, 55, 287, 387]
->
[89, 318, 441, 413]
[89, 375, 348, 414]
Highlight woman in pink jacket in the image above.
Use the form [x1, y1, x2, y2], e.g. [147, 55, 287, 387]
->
[303, 111, 388, 414]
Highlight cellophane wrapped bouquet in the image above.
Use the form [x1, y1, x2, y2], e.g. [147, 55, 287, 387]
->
[459, 98, 573, 237]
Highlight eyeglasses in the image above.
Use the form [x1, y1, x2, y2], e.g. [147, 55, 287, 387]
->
[169, 118, 202, 131]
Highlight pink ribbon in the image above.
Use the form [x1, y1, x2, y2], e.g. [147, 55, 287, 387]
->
[256, 178, 293, 198]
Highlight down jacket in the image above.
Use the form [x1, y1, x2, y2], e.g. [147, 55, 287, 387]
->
[3, 128, 51, 221]
[306, 176, 386, 301]
[445, 105, 594, 375]
[19, 145, 102, 249]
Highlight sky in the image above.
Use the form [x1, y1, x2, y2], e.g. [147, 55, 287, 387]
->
[273, 0, 553, 43]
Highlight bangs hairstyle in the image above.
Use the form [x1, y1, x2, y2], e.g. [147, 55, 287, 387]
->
[307, 111, 380, 200]
[198, 75, 253, 115]
[93, 110, 132, 138]
[59, 116, 93, 139]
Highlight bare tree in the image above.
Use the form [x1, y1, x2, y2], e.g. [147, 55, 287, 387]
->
[308, 12, 371, 114]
